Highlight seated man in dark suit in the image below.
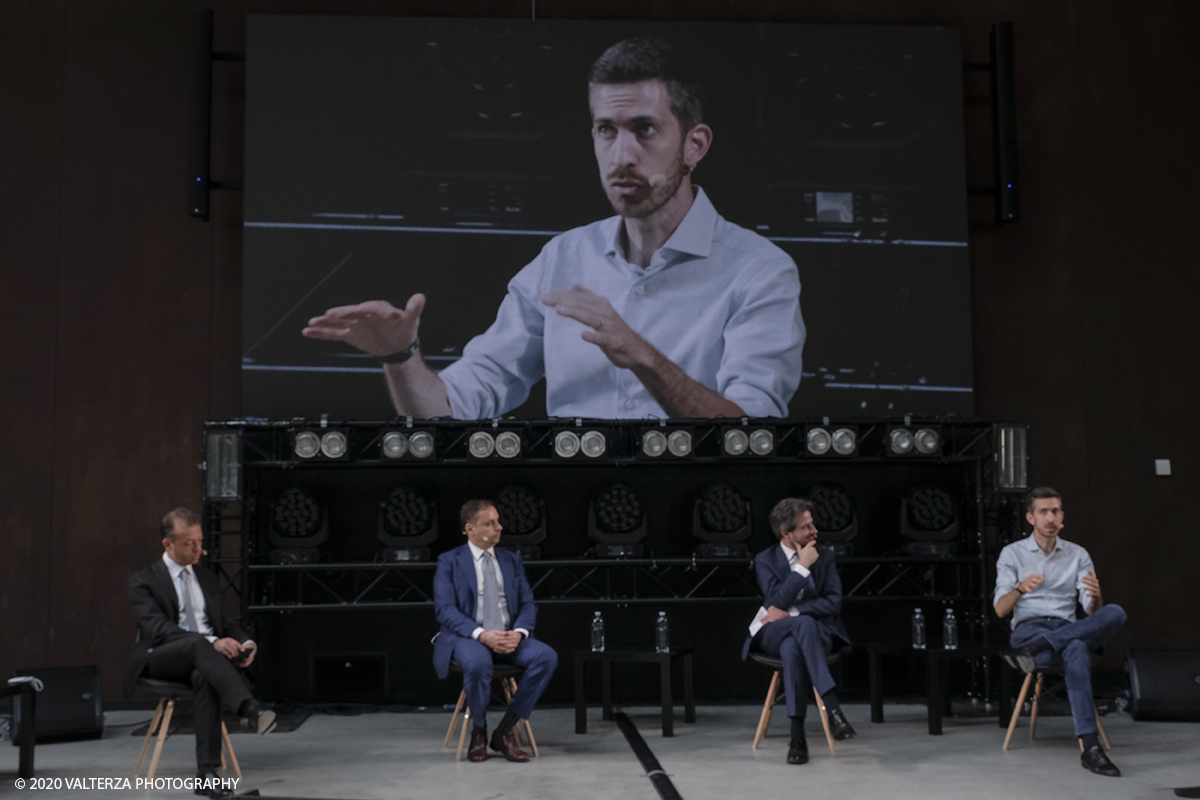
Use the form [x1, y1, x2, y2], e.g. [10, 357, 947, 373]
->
[433, 499, 558, 763]
[126, 508, 274, 798]
[742, 497, 853, 765]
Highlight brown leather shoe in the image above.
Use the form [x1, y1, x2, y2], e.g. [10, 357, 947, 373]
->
[489, 728, 530, 762]
[467, 728, 489, 762]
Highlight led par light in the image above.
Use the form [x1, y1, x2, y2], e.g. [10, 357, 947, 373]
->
[554, 430, 581, 458]
[408, 431, 435, 459]
[268, 486, 328, 563]
[913, 427, 942, 456]
[667, 430, 693, 457]
[723, 429, 749, 456]
[320, 430, 348, 459]
[693, 482, 752, 557]
[380, 430, 409, 459]
[468, 431, 495, 458]
[293, 431, 320, 459]
[806, 427, 832, 455]
[642, 429, 667, 457]
[806, 425, 855, 456]
[830, 427, 857, 455]
[749, 428, 775, 456]
[580, 430, 607, 458]
[494, 484, 546, 559]
[377, 486, 438, 562]
[291, 428, 349, 460]
[588, 483, 648, 557]
[495, 431, 522, 459]
[887, 427, 915, 455]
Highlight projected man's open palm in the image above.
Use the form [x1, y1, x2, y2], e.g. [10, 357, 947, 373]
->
[303, 295, 425, 357]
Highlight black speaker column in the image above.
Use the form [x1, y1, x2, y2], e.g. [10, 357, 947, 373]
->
[990, 22, 1018, 223]
[188, 9, 213, 220]
[1127, 649, 1200, 721]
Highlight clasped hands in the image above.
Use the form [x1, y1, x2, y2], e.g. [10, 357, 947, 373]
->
[479, 629, 523, 654]
[214, 638, 256, 666]
[1017, 570, 1102, 600]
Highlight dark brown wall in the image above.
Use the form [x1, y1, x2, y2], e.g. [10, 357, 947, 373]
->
[2, 0, 1198, 698]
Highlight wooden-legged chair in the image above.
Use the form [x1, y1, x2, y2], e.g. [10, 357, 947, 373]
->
[133, 679, 241, 783]
[442, 660, 538, 761]
[749, 651, 841, 754]
[1003, 662, 1111, 751]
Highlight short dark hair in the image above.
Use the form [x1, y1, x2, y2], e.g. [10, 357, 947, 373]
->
[1025, 486, 1062, 514]
[460, 499, 495, 531]
[589, 37, 704, 133]
[161, 507, 201, 540]
[769, 498, 815, 539]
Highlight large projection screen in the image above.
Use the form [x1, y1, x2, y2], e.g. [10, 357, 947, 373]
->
[243, 17, 972, 420]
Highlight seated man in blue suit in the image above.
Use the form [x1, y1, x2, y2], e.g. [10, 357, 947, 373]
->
[743, 497, 853, 765]
[433, 499, 559, 762]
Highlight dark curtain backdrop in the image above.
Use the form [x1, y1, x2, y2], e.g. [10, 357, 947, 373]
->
[2, 0, 1198, 701]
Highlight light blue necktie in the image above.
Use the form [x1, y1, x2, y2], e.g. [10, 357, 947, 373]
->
[480, 552, 505, 632]
[179, 569, 202, 633]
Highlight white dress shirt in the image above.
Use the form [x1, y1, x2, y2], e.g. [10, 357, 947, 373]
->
[162, 552, 253, 647]
[993, 534, 1097, 629]
[465, 542, 529, 641]
[439, 188, 805, 419]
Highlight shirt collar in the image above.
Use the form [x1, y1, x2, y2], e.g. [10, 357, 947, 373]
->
[161, 551, 193, 579]
[1021, 534, 1063, 554]
[779, 542, 797, 564]
[603, 186, 718, 262]
[467, 541, 495, 561]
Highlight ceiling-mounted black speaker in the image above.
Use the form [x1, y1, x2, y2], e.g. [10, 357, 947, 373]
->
[991, 22, 1018, 223]
[188, 9, 213, 220]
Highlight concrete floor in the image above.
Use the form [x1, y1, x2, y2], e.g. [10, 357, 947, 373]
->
[2, 703, 1199, 799]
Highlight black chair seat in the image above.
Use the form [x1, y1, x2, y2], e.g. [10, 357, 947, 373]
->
[137, 678, 194, 697]
[448, 658, 527, 679]
[749, 650, 841, 670]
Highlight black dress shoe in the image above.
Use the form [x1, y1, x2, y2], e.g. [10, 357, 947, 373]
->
[829, 707, 856, 740]
[787, 738, 809, 765]
[194, 769, 234, 798]
[1009, 637, 1052, 673]
[1081, 744, 1121, 777]
[240, 699, 277, 735]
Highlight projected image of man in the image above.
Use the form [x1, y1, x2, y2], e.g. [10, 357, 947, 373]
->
[303, 36, 805, 419]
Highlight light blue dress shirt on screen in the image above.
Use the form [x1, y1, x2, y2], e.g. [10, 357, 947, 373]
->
[438, 188, 805, 420]
[993, 535, 1096, 630]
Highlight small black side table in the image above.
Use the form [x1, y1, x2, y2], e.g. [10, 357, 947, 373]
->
[574, 647, 695, 737]
[867, 642, 999, 735]
[2, 682, 37, 778]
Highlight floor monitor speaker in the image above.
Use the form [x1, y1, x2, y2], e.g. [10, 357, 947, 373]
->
[1127, 649, 1200, 721]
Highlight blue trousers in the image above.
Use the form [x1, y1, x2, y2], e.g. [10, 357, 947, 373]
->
[1009, 604, 1126, 736]
[452, 636, 558, 727]
[753, 615, 835, 721]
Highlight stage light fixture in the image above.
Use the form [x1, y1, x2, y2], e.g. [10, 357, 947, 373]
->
[808, 482, 858, 555]
[667, 430, 693, 457]
[748, 428, 774, 456]
[914, 428, 941, 455]
[642, 430, 667, 457]
[381, 431, 409, 459]
[494, 485, 546, 559]
[588, 483, 648, 557]
[320, 430, 348, 459]
[580, 430, 607, 458]
[888, 427, 915, 455]
[269, 486, 328, 563]
[900, 486, 960, 556]
[377, 486, 438, 561]
[293, 431, 320, 459]
[693, 482, 752, 557]
[554, 430, 581, 458]
[995, 425, 1029, 491]
[831, 428, 857, 456]
[408, 431, 435, 459]
[204, 431, 241, 501]
[495, 431, 522, 459]
[806, 427, 832, 455]
[468, 431, 495, 458]
[723, 429, 749, 456]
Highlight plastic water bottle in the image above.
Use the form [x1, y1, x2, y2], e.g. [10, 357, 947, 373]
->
[591, 611, 605, 652]
[655, 611, 670, 654]
[943, 608, 958, 650]
[912, 608, 927, 650]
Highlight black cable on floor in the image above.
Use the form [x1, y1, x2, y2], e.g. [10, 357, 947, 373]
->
[613, 712, 683, 800]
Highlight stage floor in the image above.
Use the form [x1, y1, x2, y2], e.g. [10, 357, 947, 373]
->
[3, 703, 1199, 799]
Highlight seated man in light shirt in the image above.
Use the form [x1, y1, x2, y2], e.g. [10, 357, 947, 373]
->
[741, 498, 853, 765]
[302, 36, 804, 420]
[994, 486, 1127, 778]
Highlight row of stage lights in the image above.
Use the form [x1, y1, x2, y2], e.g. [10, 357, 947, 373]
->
[286, 422, 944, 462]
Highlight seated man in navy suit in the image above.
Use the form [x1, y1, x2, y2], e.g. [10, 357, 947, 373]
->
[433, 499, 559, 762]
[743, 497, 853, 765]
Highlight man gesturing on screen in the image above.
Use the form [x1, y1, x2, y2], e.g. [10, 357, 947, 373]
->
[303, 37, 805, 419]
